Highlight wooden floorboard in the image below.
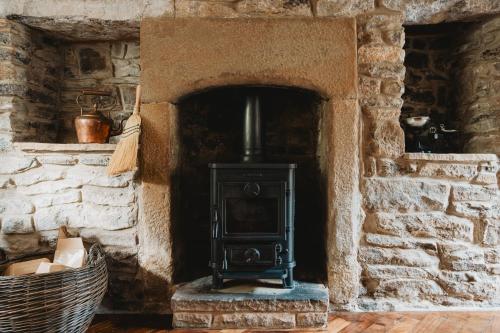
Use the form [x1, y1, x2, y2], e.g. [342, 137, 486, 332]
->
[88, 311, 500, 333]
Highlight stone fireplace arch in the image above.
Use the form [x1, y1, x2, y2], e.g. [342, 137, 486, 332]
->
[139, 17, 361, 310]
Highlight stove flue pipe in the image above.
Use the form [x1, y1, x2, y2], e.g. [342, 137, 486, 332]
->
[242, 94, 263, 163]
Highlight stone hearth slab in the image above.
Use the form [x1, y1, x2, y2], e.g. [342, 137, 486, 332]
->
[171, 276, 329, 329]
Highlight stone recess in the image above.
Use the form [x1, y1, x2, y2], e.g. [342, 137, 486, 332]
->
[171, 277, 329, 329]
[0, 144, 140, 311]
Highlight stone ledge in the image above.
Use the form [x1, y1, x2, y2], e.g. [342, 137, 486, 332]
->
[403, 153, 498, 162]
[13, 142, 117, 153]
[171, 277, 329, 329]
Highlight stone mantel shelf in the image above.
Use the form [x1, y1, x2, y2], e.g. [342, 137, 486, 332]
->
[13, 142, 117, 153]
[403, 152, 498, 162]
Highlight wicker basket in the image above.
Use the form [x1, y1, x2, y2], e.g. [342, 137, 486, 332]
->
[0, 243, 108, 333]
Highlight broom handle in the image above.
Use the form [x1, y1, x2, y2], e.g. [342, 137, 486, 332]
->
[133, 85, 141, 115]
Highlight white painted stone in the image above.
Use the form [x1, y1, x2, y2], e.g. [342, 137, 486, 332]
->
[0, 176, 10, 188]
[31, 190, 82, 209]
[482, 219, 500, 246]
[66, 164, 132, 187]
[474, 171, 498, 185]
[404, 153, 497, 162]
[18, 179, 82, 195]
[0, 112, 11, 131]
[82, 186, 135, 207]
[79, 228, 137, 247]
[36, 154, 77, 165]
[0, 193, 34, 214]
[0, 154, 36, 174]
[364, 179, 449, 212]
[33, 203, 83, 231]
[452, 184, 497, 202]
[13, 165, 66, 186]
[78, 154, 111, 166]
[82, 203, 136, 230]
[365, 212, 474, 242]
[359, 247, 439, 267]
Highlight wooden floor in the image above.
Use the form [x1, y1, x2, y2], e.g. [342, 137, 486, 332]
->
[88, 311, 500, 332]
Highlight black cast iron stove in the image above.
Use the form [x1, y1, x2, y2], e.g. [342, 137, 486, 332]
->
[209, 93, 296, 289]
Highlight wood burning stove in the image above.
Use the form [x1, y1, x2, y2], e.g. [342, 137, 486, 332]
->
[209, 93, 296, 289]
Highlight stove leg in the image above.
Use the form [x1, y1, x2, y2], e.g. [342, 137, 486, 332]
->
[282, 269, 294, 289]
[212, 274, 224, 289]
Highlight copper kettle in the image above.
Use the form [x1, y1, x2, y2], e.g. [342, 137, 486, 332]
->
[74, 90, 123, 144]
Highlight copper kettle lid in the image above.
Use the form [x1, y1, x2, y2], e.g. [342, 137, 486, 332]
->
[75, 89, 117, 120]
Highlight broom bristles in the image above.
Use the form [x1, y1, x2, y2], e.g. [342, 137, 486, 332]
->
[107, 85, 142, 176]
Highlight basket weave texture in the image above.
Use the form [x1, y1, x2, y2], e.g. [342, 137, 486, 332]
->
[0, 243, 108, 333]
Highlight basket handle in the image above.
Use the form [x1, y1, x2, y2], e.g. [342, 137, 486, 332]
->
[87, 243, 106, 266]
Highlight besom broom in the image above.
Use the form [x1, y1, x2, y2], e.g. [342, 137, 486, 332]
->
[107, 85, 141, 175]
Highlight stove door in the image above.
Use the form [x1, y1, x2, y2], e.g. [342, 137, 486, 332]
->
[219, 181, 285, 240]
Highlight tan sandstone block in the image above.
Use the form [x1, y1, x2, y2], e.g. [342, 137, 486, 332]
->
[212, 313, 295, 329]
[296, 312, 328, 328]
[358, 45, 404, 64]
[173, 312, 212, 328]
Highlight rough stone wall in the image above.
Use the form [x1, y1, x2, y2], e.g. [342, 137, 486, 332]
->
[359, 154, 500, 310]
[59, 41, 140, 142]
[455, 16, 500, 154]
[0, 19, 62, 146]
[0, 143, 142, 311]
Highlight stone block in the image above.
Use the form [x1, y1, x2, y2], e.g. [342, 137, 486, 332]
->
[358, 45, 404, 64]
[1, 215, 33, 234]
[112, 58, 140, 77]
[365, 233, 436, 251]
[359, 247, 439, 268]
[212, 313, 295, 329]
[65, 164, 132, 187]
[452, 184, 497, 202]
[296, 313, 328, 328]
[18, 179, 81, 195]
[78, 154, 111, 166]
[438, 271, 500, 301]
[173, 313, 212, 328]
[316, 0, 374, 17]
[365, 265, 436, 280]
[0, 154, 36, 174]
[79, 227, 137, 248]
[358, 63, 406, 80]
[172, 277, 329, 313]
[36, 154, 77, 165]
[0, 176, 10, 188]
[438, 243, 485, 271]
[482, 219, 500, 246]
[364, 213, 473, 242]
[124, 41, 140, 59]
[375, 279, 443, 298]
[0, 195, 34, 214]
[82, 185, 135, 207]
[13, 165, 66, 186]
[82, 203, 137, 230]
[450, 201, 498, 219]
[418, 162, 478, 180]
[364, 179, 449, 212]
[34, 203, 83, 231]
[31, 190, 81, 209]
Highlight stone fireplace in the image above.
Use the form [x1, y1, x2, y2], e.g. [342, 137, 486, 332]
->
[0, 0, 499, 320]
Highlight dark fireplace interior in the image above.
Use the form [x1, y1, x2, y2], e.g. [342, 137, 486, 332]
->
[172, 86, 327, 284]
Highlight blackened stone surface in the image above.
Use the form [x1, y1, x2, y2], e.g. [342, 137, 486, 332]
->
[79, 47, 106, 74]
[171, 276, 329, 312]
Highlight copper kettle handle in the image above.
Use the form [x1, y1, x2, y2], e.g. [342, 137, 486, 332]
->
[76, 90, 117, 116]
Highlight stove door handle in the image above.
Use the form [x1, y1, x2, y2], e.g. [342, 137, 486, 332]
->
[212, 222, 219, 239]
